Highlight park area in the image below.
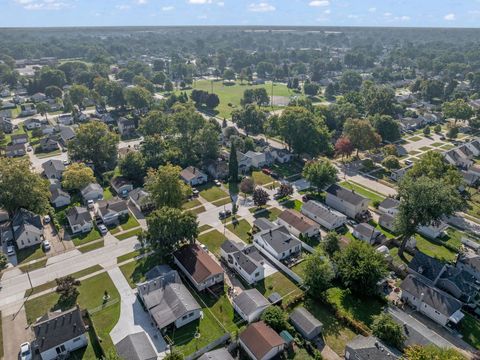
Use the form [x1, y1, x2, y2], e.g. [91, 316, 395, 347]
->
[175, 79, 297, 119]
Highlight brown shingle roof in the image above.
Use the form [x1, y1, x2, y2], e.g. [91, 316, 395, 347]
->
[174, 244, 223, 284]
[278, 209, 318, 233]
[239, 321, 285, 360]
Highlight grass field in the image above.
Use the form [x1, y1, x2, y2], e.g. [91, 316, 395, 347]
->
[116, 250, 143, 263]
[199, 185, 229, 203]
[182, 198, 202, 210]
[414, 234, 457, 262]
[16, 244, 45, 264]
[198, 230, 227, 255]
[255, 271, 301, 304]
[226, 219, 252, 243]
[120, 213, 140, 230]
[119, 253, 161, 288]
[78, 240, 105, 253]
[19, 258, 48, 273]
[253, 207, 282, 221]
[175, 79, 295, 119]
[339, 181, 385, 204]
[198, 224, 212, 233]
[252, 170, 274, 186]
[116, 228, 143, 240]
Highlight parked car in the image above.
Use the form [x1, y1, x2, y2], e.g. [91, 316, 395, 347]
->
[26, 146, 32, 152]
[262, 168, 272, 175]
[404, 159, 413, 166]
[43, 215, 51, 224]
[219, 210, 232, 220]
[87, 199, 95, 210]
[98, 224, 108, 235]
[439, 136, 446, 140]
[42, 240, 51, 251]
[7, 245, 15, 257]
[63, 159, 71, 166]
[214, 179, 222, 186]
[19, 342, 32, 360]
[192, 189, 200, 197]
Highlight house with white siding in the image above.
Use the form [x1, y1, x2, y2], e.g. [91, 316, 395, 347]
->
[325, 184, 369, 219]
[301, 200, 347, 230]
[221, 239, 265, 285]
[253, 226, 302, 261]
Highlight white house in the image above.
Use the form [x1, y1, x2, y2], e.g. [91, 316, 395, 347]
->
[352, 223, 385, 245]
[253, 226, 302, 261]
[80, 183, 103, 203]
[325, 184, 370, 219]
[42, 159, 65, 180]
[378, 198, 400, 216]
[221, 240, 265, 285]
[31, 92, 47, 103]
[301, 200, 347, 230]
[66, 206, 93, 234]
[180, 166, 208, 186]
[128, 188, 153, 213]
[50, 188, 71, 208]
[12, 209, 43, 249]
[418, 222, 448, 239]
[110, 177, 134, 197]
[239, 322, 285, 360]
[97, 198, 129, 226]
[277, 209, 320, 238]
[57, 113, 74, 125]
[233, 289, 270, 323]
[400, 274, 464, 327]
[244, 150, 273, 168]
[32, 306, 88, 360]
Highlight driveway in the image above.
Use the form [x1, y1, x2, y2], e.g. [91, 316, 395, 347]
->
[43, 223, 72, 255]
[108, 268, 168, 355]
[2, 308, 32, 360]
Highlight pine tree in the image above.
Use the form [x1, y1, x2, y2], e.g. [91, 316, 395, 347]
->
[229, 142, 238, 183]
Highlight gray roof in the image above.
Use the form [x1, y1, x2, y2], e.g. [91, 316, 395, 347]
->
[346, 335, 400, 360]
[354, 223, 379, 239]
[408, 251, 445, 282]
[326, 184, 367, 206]
[401, 275, 462, 317]
[198, 348, 235, 360]
[59, 125, 75, 141]
[80, 183, 102, 197]
[97, 198, 128, 217]
[66, 206, 91, 227]
[378, 197, 400, 210]
[33, 307, 86, 353]
[233, 289, 269, 317]
[289, 307, 323, 335]
[50, 188, 70, 201]
[42, 159, 65, 176]
[129, 187, 151, 205]
[115, 332, 157, 360]
[232, 245, 263, 274]
[137, 270, 201, 329]
[253, 217, 276, 231]
[301, 200, 345, 224]
[145, 265, 173, 281]
[258, 226, 301, 253]
[220, 239, 245, 254]
[12, 208, 43, 239]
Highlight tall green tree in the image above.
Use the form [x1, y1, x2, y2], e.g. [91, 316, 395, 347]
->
[0, 158, 50, 215]
[145, 164, 189, 209]
[403, 345, 466, 360]
[68, 122, 119, 172]
[231, 104, 267, 135]
[69, 84, 90, 107]
[61, 163, 96, 190]
[124, 86, 153, 110]
[303, 249, 335, 296]
[119, 152, 147, 184]
[302, 160, 338, 192]
[36, 102, 50, 121]
[370, 114, 401, 142]
[371, 313, 406, 349]
[343, 118, 381, 156]
[442, 99, 473, 124]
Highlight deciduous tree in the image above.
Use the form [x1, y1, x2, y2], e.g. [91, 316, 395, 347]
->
[335, 137, 354, 159]
[343, 118, 381, 156]
[371, 313, 406, 349]
[61, 163, 96, 190]
[403, 345, 466, 360]
[302, 160, 337, 192]
[119, 152, 146, 184]
[304, 248, 335, 296]
[253, 187, 269, 207]
[145, 164, 189, 209]
[442, 99, 473, 124]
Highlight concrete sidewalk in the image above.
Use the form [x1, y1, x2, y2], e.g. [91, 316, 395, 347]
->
[108, 268, 168, 357]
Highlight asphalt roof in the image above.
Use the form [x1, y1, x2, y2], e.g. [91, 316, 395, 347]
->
[220, 239, 245, 254]
[301, 200, 346, 224]
[289, 307, 323, 335]
[326, 184, 368, 206]
[66, 206, 91, 227]
[198, 348, 235, 360]
[173, 244, 224, 284]
[258, 226, 301, 254]
[278, 209, 318, 233]
[378, 197, 400, 210]
[346, 335, 400, 360]
[233, 289, 269, 317]
[115, 332, 157, 360]
[408, 251, 446, 282]
[239, 321, 285, 360]
[97, 198, 128, 217]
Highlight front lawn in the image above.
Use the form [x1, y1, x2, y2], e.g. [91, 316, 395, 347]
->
[255, 271, 302, 304]
[339, 181, 385, 204]
[116, 250, 142, 263]
[19, 258, 48, 273]
[103, 187, 114, 200]
[182, 198, 202, 210]
[199, 185, 229, 203]
[119, 213, 140, 230]
[408, 136, 422, 142]
[198, 230, 227, 255]
[253, 207, 282, 221]
[252, 171, 274, 186]
[282, 199, 303, 212]
[116, 228, 142, 240]
[78, 240, 105, 253]
[119, 253, 162, 288]
[460, 313, 480, 350]
[198, 224, 212, 233]
[270, 161, 304, 179]
[226, 219, 252, 243]
[16, 244, 45, 264]
[72, 228, 102, 246]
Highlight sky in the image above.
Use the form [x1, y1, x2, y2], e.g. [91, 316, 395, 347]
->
[1, 0, 480, 28]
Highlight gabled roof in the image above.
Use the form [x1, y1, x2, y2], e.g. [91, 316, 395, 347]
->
[378, 197, 400, 210]
[258, 226, 301, 254]
[232, 245, 264, 274]
[174, 244, 224, 283]
[289, 307, 323, 335]
[50, 188, 70, 201]
[239, 321, 285, 360]
[326, 184, 367, 206]
[42, 159, 65, 176]
[66, 206, 91, 227]
[110, 176, 132, 190]
[253, 217, 276, 231]
[80, 183, 102, 197]
[278, 209, 318, 233]
[115, 332, 157, 360]
[33, 307, 86, 353]
[220, 239, 244, 254]
[198, 348, 235, 360]
[400, 275, 462, 317]
[408, 251, 445, 282]
[233, 289, 269, 317]
[353, 223, 379, 239]
[97, 198, 128, 217]
[346, 335, 400, 360]
[180, 166, 207, 181]
[12, 208, 43, 239]
[301, 200, 346, 224]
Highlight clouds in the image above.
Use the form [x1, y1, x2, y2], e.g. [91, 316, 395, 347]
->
[14, 0, 70, 10]
[309, 0, 329, 7]
[188, 0, 213, 4]
[248, 2, 275, 12]
[444, 13, 456, 21]
[162, 5, 174, 11]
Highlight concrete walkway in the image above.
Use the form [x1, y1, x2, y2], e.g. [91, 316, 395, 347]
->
[108, 268, 168, 357]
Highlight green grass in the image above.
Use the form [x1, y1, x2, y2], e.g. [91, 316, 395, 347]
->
[25, 272, 119, 324]
[430, 142, 444, 147]
[115, 228, 143, 240]
[174, 79, 294, 119]
[187, 205, 207, 214]
[19, 258, 48, 273]
[339, 181, 385, 204]
[182, 198, 202, 210]
[226, 218, 252, 243]
[441, 143, 455, 150]
[25, 265, 103, 297]
[255, 271, 302, 304]
[211, 197, 232, 207]
[389, 247, 413, 268]
[119, 253, 162, 288]
[116, 250, 142, 263]
[16, 244, 45, 264]
[460, 313, 480, 350]
[103, 187, 114, 200]
[282, 199, 303, 212]
[78, 240, 105, 253]
[253, 207, 282, 221]
[408, 136, 422, 142]
[198, 230, 227, 255]
[270, 161, 304, 178]
[291, 260, 308, 278]
[252, 171, 274, 186]
[199, 185, 229, 203]
[72, 228, 102, 246]
[369, 220, 396, 239]
[419, 146, 432, 151]
[414, 234, 457, 262]
[120, 213, 140, 230]
[302, 298, 357, 356]
[198, 224, 212, 233]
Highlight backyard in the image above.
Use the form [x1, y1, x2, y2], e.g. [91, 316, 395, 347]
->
[254, 270, 302, 304]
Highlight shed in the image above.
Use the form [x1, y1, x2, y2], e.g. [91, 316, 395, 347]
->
[289, 307, 323, 340]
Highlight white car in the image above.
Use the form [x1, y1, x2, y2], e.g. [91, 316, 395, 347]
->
[42, 240, 51, 251]
[214, 179, 222, 187]
[20, 342, 32, 360]
[98, 224, 108, 235]
[43, 215, 51, 224]
[6, 245, 15, 257]
[87, 199, 95, 210]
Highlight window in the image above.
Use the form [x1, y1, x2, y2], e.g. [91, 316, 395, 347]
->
[73, 337, 82, 342]
[255, 272, 260, 277]
[56, 345, 66, 354]
[189, 312, 194, 317]
[182, 315, 188, 320]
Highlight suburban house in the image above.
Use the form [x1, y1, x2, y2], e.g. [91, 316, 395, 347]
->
[50, 188, 71, 208]
[58, 125, 76, 146]
[96, 198, 129, 225]
[221, 239, 265, 285]
[5, 143, 26, 157]
[12, 208, 43, 249]
[117, 117, 136, 135]
[137, 270, 202, 330]
[239, 321, 285, 360]
[80, 183, 103, 203]
[253, 225, 302, 261]
[444, 148, 473, 168]
[289, 307, 323, 340]
[11, 133, 28, 145]
[418, 222, 448, 239]
[128, 188, 154, 213]
[233, 289, 270, 323]
[173, 244, 224, 291]
[390, 165, 412, 182]
[277, 209, 320, 238]
[42, 159, 65, 180]
[39, 136, 59, 152]
[180, 166, 208, 186]
[378, 213, 396, 233]
[378, 198, 400, 215]
[0, 117, 13, 133]
[57, 113, 74, 125]
[325, 184, 370, 219]
[244, 150, 273, 168]
[31, 92, 47, 103]
[115, 333, 157, 360]
[24, 117, 45, 130]
[20, 103, 36, 116]
[110, 177, 134, 198]
[66, 206, 93, 234]
[268, 147, 293, 164]
[32, 306, 88, 360]
[301, 200, 347, 230]
[456, 252, 480, 281]
[400, 274, 464, 327]
[198, 348, 235, 360]
[345, 335, 400, 360]
[352, 223, 385, 245]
